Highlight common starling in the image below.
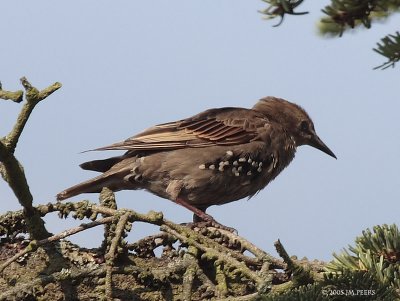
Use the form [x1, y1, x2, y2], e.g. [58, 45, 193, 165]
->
[57, 97, 336, 223]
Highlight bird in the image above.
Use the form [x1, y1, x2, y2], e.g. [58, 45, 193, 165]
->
[57, 97, 336, 224]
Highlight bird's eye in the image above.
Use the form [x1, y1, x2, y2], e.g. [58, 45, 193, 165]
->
[300, 120, 309, 132]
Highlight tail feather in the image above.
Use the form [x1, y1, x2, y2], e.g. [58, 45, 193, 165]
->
[79, 156, 124, 172]
[56, 174, 114, 201]
[57, 156, 139, 201]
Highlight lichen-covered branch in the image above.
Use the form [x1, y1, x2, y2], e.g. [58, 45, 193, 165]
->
[99, 188, 118, 252]
[0, 216, 114, 273]
[104, 212, 130, 300]
[0, 200, 286, 299]
[0, 82, 23, 103]
[160, 223, 264, 287]
[215, 227, 285, 269]
[0, 78, 61, 240]
[0, 141, 49, 239]
[272, 239, 321, 293]
[4, 77, 61, 152]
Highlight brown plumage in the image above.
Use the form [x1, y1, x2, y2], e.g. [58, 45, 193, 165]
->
[57, 97, 336, 222]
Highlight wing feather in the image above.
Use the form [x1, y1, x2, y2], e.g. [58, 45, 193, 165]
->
[92, 107, 268, 152]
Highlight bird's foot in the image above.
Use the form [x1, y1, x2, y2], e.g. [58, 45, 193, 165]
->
[204, 220, 238, 234]
[186, 218, 237, 234]
[173, 197, 237, 233]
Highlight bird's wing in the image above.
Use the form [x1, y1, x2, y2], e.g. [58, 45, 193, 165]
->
[93, 107, 268, 151]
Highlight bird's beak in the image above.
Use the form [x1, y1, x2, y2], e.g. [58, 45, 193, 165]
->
[309, 134, 337, 159]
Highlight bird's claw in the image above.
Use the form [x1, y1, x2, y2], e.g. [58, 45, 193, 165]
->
[184, 219, 237, 234]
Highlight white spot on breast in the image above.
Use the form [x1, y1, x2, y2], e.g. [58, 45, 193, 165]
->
[199, 164, 206, 170]
[226, 150, 233, 157]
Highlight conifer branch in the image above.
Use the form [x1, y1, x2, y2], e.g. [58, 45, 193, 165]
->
[374, 31, 400, 69]
[259, 0, 308, 26]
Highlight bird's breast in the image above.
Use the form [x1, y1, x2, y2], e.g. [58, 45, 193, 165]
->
[136, 141, 296, 207]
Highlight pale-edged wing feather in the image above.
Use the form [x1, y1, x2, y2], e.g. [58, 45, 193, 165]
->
[93, 107, 268, 151]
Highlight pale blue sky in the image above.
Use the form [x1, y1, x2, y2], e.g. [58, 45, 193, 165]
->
[1, 1, 399, 261]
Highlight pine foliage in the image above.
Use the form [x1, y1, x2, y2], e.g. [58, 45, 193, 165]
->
[260, 224, 400, 300]
[260, 0, 400, 69]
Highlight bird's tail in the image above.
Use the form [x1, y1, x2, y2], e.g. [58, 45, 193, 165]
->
[56, 161, 135, 201]
[57, 174, 115, 201]
[79, 155, 125, 173]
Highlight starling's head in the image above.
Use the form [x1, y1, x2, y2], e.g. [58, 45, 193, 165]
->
[253, 97, 336, 159]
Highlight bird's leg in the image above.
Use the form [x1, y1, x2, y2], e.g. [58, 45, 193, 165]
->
[174, 197, 215, 223]
[174, 197, 237, 233]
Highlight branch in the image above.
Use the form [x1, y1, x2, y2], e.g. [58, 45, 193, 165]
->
[161, 223, 264, 287]
[215, 227, 285, 269]
[0, 216, 114, 273]
[274, 239, 315, 287]
[104, 212, 130, 300]
[259, 0, 308, 27]
[0, 141, 49, 239]
[4, 77, 61, 152]
[0, 78, 61, 240]
[374, 31, 400, 70]
[1, 265, 151, 300]
[0, 200, 284, 298]
[99, 188, 118, 251]
[318, 0, 400, 37]
[0, 82, 23, 103]
[182, 246, 199, 301]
